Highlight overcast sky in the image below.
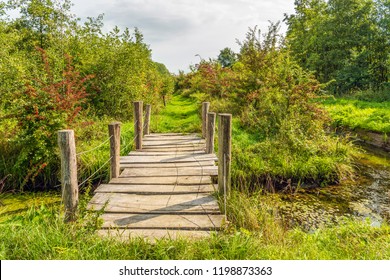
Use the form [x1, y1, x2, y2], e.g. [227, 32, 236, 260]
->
[70, 0, 296, 73]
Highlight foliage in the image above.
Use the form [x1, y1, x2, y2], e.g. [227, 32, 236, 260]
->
[5, 48, 92, 190]
[217, 47, 238, 68]
[179, 24, 355, 188]
[285, 0, 390, 93]
[0, 0, 174, 191]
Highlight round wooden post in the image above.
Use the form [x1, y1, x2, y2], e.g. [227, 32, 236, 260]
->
[58, 130, 78, 222]
[206, 112, 216, 154]
[202, 102, 210, 138]
[109, 122, 121, 180]
[218, 114, 232, 195]
[133, 101, 143, 150]
[144, 104, 151, 135]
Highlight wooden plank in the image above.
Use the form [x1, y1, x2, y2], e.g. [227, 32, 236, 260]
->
[127, 151, 206, 156]
[120, 161, 216, 169]
[120, 166, 218, 177]
[146, 133, 200, 138]
[94, 184, 217, 194]
[87, 193, 219, 213]
[143, 137, 203, 141]
[97, 229, 215, 240]
[120, 154, 217, 163]
[100, 213, 224, 229]
[141, 147, 205, 152]
[111, 176, 212, 185]
[141, 143, 205, 149]
[143, 140, 205, 146]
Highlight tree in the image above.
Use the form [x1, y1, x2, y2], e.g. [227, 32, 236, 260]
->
[217, 47, 237, 68]
[285, 0, 389, 93]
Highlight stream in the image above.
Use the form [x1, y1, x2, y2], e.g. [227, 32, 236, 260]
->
[278, 145, 390, 231]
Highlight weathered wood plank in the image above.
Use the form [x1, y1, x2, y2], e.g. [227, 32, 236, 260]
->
[111, 176, 212, 185]
[94, 184, 217, 194]
[88, 193, 219, 213]
[146, 133, 200, 137]
[100, 213, 224, 229]
[141, 143, 205, 148]
[97, 229, 215, 240]
[141, 147, 205, 152]
[120, 161, 216, 169]
[120, 154, 217, 163]
[127, 151, 206, 156]
[143, 140, 205, 146]
[120, 166, 218, 177]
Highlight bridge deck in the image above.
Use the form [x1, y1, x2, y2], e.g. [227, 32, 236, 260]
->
[88, 133, 224, 240]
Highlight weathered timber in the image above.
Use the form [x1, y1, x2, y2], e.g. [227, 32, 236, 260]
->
[120, 166, 218, 177]
[120, 154, 217, 164]
[206, 112, 216, 154]
[144, 104, 151, 135]
[88, 193, 219, 213]
[110, 176, 212, 185]
[218, 114, 232, 194]
[88, 130, 223, 240]
[94, 184, 217, 194]
[108, 122, 121, 179]
[120, 161, 216, 169]
[202, 102, 210, 138]
[133, 101, 143, 150]
[141, 146, 205, 152]
[142, 139, 205, 146]
[58, 130, 78, 222]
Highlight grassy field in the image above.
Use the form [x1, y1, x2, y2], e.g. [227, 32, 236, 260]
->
[1, 93, 389, 260]
[321, 98, 390, 134]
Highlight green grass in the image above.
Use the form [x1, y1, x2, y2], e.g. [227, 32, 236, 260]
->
[321, 98, 390, 134]
[0, 192, 389, 259]
[151, 94, 201, 133]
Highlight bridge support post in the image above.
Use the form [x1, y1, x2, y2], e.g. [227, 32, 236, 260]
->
[58, 129, 78, 222]
[109, 122, 121, 180]
[206, 112, 216, 154]
[218, 114, 232, 195]
[144, 104, 151, 135]
[202, 102, 210, 138]
[133, 101, 143, 150]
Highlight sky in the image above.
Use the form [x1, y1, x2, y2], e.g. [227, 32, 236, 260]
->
[70, 0, 296, 73]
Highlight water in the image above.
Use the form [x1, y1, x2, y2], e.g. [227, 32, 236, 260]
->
[278, 145, 390, 231]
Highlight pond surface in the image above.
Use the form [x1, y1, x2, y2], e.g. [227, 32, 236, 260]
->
[278, 145, 390, 231]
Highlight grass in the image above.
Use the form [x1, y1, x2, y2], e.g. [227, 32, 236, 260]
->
[321, 98, 390, 134]
[0, 191, 389, 259]
[151, 94, 201, 133]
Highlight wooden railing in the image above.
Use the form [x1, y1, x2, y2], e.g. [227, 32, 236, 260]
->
[57, 101, 231, 222]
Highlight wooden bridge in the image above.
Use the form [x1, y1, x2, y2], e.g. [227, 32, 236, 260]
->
[58, 101, 232, 240]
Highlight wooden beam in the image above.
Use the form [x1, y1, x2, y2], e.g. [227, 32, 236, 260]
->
[58, 130, 78, 222]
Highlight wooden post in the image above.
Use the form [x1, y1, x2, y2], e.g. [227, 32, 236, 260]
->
[144, 104, 151, 135]
[133, 101, 143, 150]
[218, 114, 232, 195]
[202, 102, 210, 138]
[109, 122, 121, 180]
[206, 112, 216, 154]
[58, 130, 78, 222]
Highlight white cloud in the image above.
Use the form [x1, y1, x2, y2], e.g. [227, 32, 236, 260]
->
[71, 0, 296, 73]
